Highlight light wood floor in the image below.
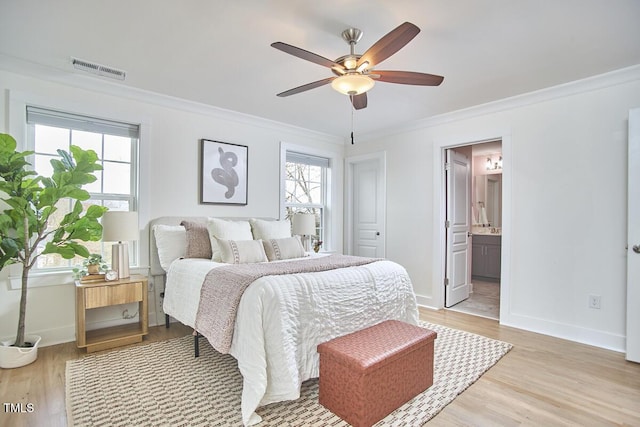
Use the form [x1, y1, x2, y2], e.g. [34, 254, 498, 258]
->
[1, 310, 639, 427]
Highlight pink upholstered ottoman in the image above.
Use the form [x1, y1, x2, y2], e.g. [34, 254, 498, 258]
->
[317, 320, 437, 427]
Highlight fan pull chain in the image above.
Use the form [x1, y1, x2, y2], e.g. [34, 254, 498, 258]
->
[350, 97, 355, 144]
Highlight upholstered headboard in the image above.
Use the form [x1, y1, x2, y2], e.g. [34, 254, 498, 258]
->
[148, 216, 277, 277]
[148, 216, 276, 326]
[148, 216, 207, 277]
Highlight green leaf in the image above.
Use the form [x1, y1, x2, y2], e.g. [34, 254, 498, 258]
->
[0, 133, 17, 153]
[44, 242, 76, 259]
[49, 158, 65, 173]
[65, 188, 90, 201]
[56, 149, 75, 169]
[68, 217, 104, 241]
[72, 244, 91, 259]
[1, 237, 20, 256]
[86, 205, 108, 219]
[38, 188, 59, 208]
[52, 228, 65, 242]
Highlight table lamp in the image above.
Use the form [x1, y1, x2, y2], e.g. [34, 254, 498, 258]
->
[292, 213, 316, 251]
[101, 211, 139, 279]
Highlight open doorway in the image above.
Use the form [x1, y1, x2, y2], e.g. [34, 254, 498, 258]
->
[445, 140, 502, 320]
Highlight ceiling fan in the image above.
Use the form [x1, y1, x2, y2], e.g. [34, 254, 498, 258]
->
[271, 22, 444, 110]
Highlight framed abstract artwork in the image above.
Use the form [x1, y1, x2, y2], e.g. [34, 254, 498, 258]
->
[200, 139, 248, 205]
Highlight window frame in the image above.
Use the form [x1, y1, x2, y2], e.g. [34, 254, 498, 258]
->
[280, 142, 342, 252]
[7, 105, 140, 288]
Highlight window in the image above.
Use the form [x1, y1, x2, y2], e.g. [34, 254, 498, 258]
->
[284, 151, 329, 242]
[26, 106, 139, 271]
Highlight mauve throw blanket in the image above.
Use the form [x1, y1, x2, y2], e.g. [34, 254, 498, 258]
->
[195, 254, 379, 354]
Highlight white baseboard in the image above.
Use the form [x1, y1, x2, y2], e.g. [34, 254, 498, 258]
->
[32, 304, 625, 354]
[415, 293, 438, 309]
[415, 293, 624, 353]
[501, 312, 625, 353]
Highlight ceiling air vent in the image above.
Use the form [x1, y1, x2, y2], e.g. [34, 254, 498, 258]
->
[71, 57, 126, 80]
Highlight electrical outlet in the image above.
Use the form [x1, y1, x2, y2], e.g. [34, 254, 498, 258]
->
[588, 294, 601, 309]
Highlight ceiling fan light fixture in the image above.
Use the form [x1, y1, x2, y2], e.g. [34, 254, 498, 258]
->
[331, 74, 375, 96]
[356, 61, 370, 73]
[343, 57, 358, 70]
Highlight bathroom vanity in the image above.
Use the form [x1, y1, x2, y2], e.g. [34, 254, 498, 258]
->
[472, 234, 501, 282]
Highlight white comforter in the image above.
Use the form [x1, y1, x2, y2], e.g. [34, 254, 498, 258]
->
[163, 254, 419, 426]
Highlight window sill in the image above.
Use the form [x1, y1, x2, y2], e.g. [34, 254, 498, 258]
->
[8, 269, 74, 290]
[7, 266, 149, 290]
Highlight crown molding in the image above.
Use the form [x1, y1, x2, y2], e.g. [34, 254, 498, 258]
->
[358, 64, 640, 142]
[3, 53, 638, 146]
[0, 53, 343, 145]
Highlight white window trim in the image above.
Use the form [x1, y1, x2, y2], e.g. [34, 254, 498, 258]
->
[26, 108, 140, 271]
[7, 265, 150, 289]
[279, 141, 343, 253]
[5, 90, 152, 289]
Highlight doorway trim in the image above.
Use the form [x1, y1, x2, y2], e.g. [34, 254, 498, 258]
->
[345, 151, 387, 256]
[432, 130, 513, 324]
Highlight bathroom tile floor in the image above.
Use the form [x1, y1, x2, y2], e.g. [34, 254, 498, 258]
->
[448, 280, 500, 320]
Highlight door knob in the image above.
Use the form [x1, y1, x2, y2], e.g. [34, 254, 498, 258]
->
[633, 245, 640, 254]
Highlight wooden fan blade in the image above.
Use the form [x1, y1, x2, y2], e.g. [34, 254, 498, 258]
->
[271, 42, 342, 70]
[350, 93, 367, 110]
[276, 77, 335, 97]
[357, 22, 420, 69]
[374, 70, 444, 86]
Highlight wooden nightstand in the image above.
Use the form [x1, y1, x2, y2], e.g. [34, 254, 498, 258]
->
[75, 274, 148, 353]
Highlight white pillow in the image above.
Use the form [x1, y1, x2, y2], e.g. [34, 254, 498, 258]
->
[206, 218, 253, 261]
[262, 236, 306, 261]
[250, 218, 291, 240]
[153, 225, 186, 271]
[216, 238, 268, 264]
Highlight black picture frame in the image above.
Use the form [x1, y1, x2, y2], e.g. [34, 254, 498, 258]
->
[200, 139, 248, 205]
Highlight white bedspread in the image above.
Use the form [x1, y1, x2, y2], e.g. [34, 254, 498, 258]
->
[163, 255, 419, 426]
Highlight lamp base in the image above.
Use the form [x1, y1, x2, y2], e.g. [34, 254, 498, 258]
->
[302, 235, 312, 252]
[111, 242, 130, 279]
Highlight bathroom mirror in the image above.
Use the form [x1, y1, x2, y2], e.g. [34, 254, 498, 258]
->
[484, 174, 502, 227]
[474, 173, 502, 227]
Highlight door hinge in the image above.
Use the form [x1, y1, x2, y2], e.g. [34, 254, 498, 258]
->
[444, 277, 449, 286]
[445, 220, 450, 228]
[445, 162, 451, 171]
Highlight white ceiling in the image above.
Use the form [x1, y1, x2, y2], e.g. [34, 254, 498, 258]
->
[1, 0, 639, 138]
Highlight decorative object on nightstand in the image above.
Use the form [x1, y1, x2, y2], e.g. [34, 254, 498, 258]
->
[72, 253, 109, 283]
[292, 213, 316, 251]
[102, 211, 139, 279]
[313, 238, 323, 253]
[105, 269, 118, 281]
[75, 274, 148, 353]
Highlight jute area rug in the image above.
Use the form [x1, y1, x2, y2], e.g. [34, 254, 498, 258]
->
[66, 322, 512, 426]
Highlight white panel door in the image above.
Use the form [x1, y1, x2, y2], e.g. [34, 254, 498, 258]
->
[445, 150, 471, 307]
[627, 107, 640, 363]
[352, 158, 384, 258]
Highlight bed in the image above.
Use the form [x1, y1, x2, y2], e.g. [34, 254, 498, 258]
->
[149, 216, 419, 426]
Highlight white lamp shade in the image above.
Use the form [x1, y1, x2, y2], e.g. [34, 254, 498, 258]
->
[102, 211, 139, 242]
[292, 213, 316, 236]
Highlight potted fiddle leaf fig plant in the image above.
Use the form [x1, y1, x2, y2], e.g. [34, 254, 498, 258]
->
[0, 133, 107, 368]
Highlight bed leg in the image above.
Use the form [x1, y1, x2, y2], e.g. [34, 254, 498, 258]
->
[193, 331, 201, 358]
[165, 313, 170, 328]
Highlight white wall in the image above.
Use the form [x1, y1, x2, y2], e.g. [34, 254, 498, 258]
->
[2, 63, 638, 353]
[346, 67, 640, 352]
[0, 69, 344, 346]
